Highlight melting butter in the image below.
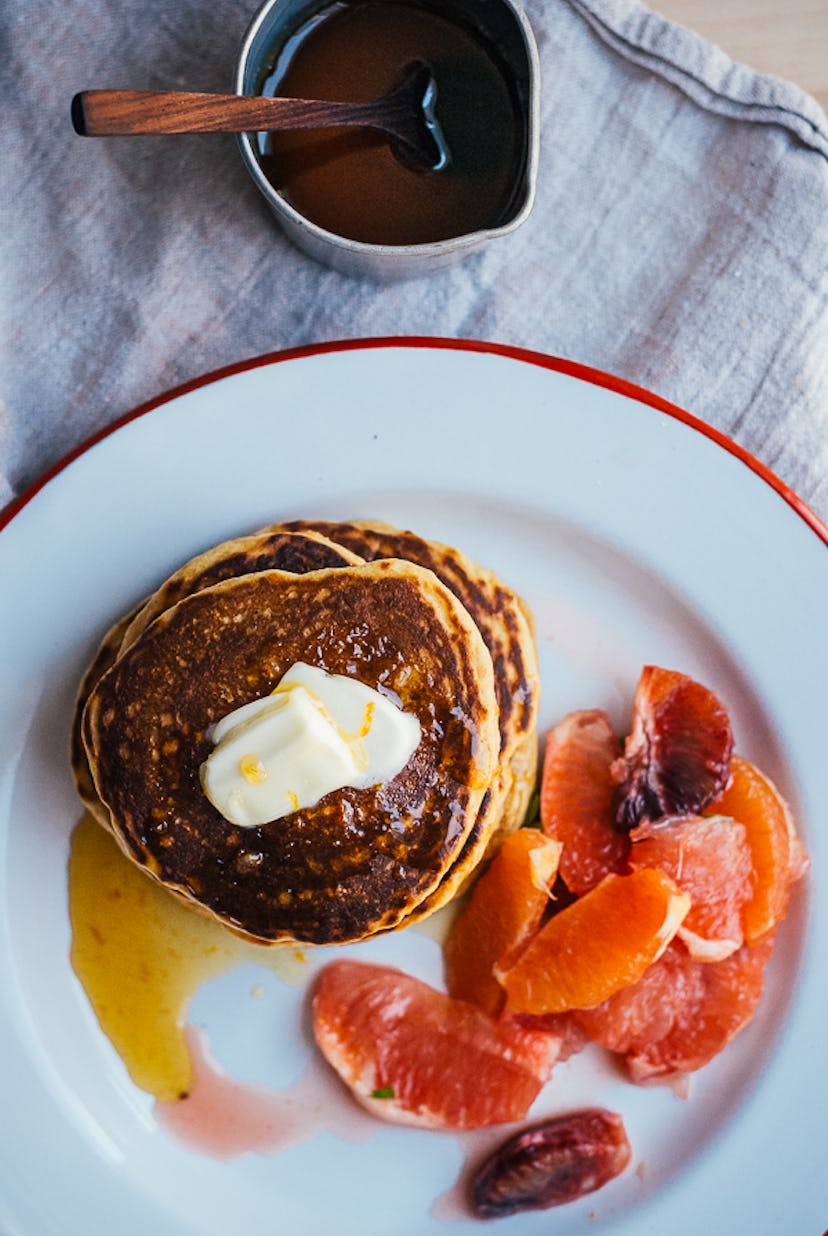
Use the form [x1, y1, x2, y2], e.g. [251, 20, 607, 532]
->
[201, 662, 421, 827]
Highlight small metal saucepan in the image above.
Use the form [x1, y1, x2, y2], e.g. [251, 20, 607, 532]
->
[235, 0, 541, 279]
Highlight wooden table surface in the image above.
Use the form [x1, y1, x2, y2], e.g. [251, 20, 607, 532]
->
[654, 0, 828, 112]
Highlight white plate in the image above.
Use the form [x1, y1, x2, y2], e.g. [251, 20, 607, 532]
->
[1, 339, 825, 1236]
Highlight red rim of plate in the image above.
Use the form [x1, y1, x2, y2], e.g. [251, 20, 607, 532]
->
[2, 335, 827, 546]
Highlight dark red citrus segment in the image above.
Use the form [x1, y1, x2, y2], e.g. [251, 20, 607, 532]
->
[470, 1108, 632, 1218]
[613, 666, 733, 830]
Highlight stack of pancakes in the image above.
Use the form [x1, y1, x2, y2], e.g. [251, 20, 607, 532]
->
[74, 520, 540, 946]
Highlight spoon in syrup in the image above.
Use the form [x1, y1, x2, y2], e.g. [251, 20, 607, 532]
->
[71, 61, 450, 171]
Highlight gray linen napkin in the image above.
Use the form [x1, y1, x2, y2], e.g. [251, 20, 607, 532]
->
[1, 0, 827, 520]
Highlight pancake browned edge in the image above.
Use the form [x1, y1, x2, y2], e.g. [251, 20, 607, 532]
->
[71, 529, 364, 828]
[71, 609, 141, 826]
[268, 519, 541, 915]
[82, 561, 500, 946]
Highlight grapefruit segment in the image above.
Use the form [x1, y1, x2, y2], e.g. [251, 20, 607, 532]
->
[709, 756, 808, 943]
[539, 710, 629, 894]
[575, 937, 774, 1080]
[514, 1012, 591, 1062]
[629, 814, 753, 962]
[613, 667, 733, 830]
[444, 829, 562, 1014]
[312, 960, 558, 1130]
[497, 869, 691, 1015]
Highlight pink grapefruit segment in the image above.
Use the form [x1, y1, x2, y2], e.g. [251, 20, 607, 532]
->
[575, 936, 775, 1081]
[312, 960, 558, 1130]
[629, 814, 753, 961]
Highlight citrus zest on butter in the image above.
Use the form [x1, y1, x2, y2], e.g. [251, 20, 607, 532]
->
[239, 754, 268, 784]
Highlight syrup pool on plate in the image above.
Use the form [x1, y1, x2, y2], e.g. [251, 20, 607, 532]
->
[68, 814, 309, 1103]
[67, 814, 457, 1162]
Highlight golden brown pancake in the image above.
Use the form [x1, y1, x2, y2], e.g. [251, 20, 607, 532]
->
[120, 528, 363, 652]
[271, 519, 538, 794]
[71, 529, 362, 828]
[267, 519, 540, 907]
[82, 560, 500, 946]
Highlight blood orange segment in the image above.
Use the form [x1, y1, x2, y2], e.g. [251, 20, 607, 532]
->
[444, 829, 562, 1014]
[629, 814, 753, 961]
[539, 710, 629, 894]
[613, 667, 733, 830]
[312, 960, 558, 1130]
[470, 1108, 632, 1218]
[574, 936, 774, 1080]
[496, 869, 691, 1015]
[708, 755, 809, 943]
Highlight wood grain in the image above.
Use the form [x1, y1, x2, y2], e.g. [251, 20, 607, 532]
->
[72, 89, 418, 137]
[653, 0, 828, 111]
[70, 65, 443, 168]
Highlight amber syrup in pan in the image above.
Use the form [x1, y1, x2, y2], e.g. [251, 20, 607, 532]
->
[255, 0, 527, 245]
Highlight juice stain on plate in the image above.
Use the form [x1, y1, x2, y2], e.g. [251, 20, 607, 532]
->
[68, 816, 469, 1178]
[68, 815, 308, 1102]
[155, 1025, 377, 1158]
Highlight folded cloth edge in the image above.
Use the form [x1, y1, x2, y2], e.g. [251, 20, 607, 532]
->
[567, 0, 828, 159]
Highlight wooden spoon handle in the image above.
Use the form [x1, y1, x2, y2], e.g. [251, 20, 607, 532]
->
[71, 90, 388, 136]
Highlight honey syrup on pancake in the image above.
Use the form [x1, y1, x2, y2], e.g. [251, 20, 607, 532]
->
[68, 815, 308, 1102]
[85, 563, 499, 945]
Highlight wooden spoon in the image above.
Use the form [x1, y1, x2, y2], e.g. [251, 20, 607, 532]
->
[71, 62, 449, 170]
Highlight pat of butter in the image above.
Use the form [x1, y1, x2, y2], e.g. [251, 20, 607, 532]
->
[200, 662, 421, 827]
